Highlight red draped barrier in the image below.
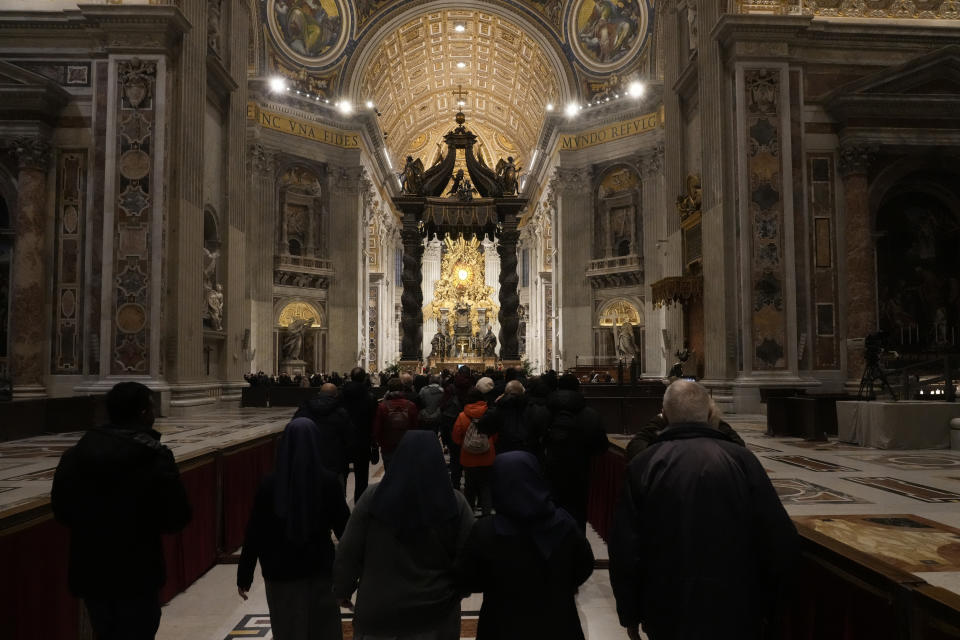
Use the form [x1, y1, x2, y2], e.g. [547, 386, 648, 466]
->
[160, 458, 217, 604]
[587, 447, 627, 541]
[0, 515, 77, 640]
[221, 438, 276, 552]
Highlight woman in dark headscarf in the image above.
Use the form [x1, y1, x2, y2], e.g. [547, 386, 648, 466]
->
[333, 430, 475, 640]
[237, 417, 350, 640]
[456, 451, 595, 640]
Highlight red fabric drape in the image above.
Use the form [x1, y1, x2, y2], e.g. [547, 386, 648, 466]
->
[587, 448, 626, 541]
[0, 516, 78, 640]
[160, 459, 217, 604]
[221, 438, 276, 552]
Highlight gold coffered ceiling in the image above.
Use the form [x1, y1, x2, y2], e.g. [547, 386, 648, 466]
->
[356, 9, 562, 170]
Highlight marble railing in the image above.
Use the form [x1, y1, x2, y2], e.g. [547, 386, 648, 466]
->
[585, 255, 643, 288]
[274, 254, 333, 272]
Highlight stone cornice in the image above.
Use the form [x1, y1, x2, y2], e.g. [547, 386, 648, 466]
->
[715, 14, 960, 60]
[0, 6, 190, 55]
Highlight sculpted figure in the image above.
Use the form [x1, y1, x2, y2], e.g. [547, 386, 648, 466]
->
[283, 316, 314, 360]
[616, 322, 638, 359]
[206, 284, 224, 331]
[400, 156, 424, 195]
[448, 169, 465, 197]
[482, 326, 498, 357]
[430, 329, 447, 359]
[495, 156, 521, 195]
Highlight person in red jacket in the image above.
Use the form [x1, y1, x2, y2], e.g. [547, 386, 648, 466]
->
[373, 377, 419, 468]
[452, 386, 497, 515]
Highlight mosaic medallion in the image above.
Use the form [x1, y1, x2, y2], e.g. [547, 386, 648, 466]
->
[567, 0, 651, 71]
[267, 0, 350, 67]
[116, 303, 146, 334]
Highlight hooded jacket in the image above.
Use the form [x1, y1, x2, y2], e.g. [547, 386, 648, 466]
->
[452, 400, 498, 467]
[51, 426, 192, 597]
[293, 394, 352, 476]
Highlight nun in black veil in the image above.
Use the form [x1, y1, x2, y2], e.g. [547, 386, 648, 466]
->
[333, 430, 475, 640]
[237, 417, 351, 639]
[455, 451, 595, 640]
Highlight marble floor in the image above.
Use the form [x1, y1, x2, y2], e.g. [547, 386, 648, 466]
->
[3, 408, 960, 638]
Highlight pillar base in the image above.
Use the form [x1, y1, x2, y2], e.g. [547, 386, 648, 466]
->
[11, 384, 47, 400]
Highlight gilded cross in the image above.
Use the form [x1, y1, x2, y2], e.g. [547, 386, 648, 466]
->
[452, 84, 469, 105]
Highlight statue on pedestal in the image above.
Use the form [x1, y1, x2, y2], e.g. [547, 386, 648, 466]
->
[283, 316, 313, 361]
[483, 325, 498, 357]
[616, 321, 638, 360]
[430, 329, 448, 359]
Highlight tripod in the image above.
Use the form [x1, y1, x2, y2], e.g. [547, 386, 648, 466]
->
[857, 358, 898, 401]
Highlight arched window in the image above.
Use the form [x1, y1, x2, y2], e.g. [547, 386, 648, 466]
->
[288, 238, 302, 256]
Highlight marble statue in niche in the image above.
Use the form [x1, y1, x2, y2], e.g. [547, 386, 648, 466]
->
[616, 321, 638, 359]
[283, 316, 313, 360]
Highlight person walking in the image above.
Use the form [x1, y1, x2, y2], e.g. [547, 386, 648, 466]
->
[608, 380, 798, 640]
[341, 367, 378, 502]
[456, 451, 594, 639]
[452, 387, 497, 516]
[236, 417, 350, 639]
[51, 382, 191, 640]
[333, 431, 475, 640]
[372, 377, 419, 468]
[293, 383, 352, 487]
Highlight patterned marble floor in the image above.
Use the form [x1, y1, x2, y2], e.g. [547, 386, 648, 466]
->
[5, 408, 960, 638]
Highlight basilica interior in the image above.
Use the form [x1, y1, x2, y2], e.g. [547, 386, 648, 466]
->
[3, 0, 960, 638]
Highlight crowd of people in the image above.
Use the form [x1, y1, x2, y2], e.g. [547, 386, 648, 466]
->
[51, 372, 797, 640]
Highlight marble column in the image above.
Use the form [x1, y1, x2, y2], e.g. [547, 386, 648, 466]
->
[497, 219, 520, 360]
[839, 143, 879, 382]
[8, 136, 52, 398]
[400, 215, 424, 361]
[551, 167, 593, 368]
[482, 236, 501, 340]
[421, 235, 442, 357]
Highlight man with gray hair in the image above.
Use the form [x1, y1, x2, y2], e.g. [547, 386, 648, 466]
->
[609, 380, 796, 640]
[477, 380, 550, 458]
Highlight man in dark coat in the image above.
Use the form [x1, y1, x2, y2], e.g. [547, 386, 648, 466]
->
[51, 382, 192, 640]
[479, 380, 550, 459]
[625, 398, 745, 462]
[543, 374, 610, 531]
[608, 380, 797, 640]
[340, 367, 378, 503]
[293, 383, 352, 487]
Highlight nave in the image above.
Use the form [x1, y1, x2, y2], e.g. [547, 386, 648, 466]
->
[5, 407, 959, 639]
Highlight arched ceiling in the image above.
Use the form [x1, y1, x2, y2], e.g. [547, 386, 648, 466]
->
[355, 9, 562, 170]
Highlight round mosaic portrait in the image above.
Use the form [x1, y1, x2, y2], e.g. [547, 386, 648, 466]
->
[567, 0, 650, 71]
[267, 0, 350, 66]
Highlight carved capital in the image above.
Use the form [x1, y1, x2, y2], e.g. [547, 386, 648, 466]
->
[9, 136, 52, 171]
[549, 167, 591, 195]
[637, 143, 665, 178]
[335, 166, 366, 193]
[838, 143, 879, 177]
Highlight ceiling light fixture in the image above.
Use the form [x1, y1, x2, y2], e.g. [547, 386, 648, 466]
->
[565, 102, 579, 117]
[628, 81, 645, 98]
[454, 23, 466, 32]
[458, 100, 465, 107]
[269, 76, 286, 93]
[338, 101, 353, 115]
[365, 100, 374, 109]
[546, 103, 554, 111]
[456, 61, 466, 69]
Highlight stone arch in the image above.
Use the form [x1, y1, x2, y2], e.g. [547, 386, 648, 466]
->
[872, 163, 960, 354]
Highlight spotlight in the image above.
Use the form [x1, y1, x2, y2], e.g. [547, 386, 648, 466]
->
[456, 61, 466, 69]
[628, 81, 645, 97]
[269, 76, 286, 93]
[365, 100, 374, 109]
[454, 23, 466, 32]
[458, 100, 465, 107]
[338, 101, 353, 115]
[546, 103, 554, 111]
[565, 102, 579, 117]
